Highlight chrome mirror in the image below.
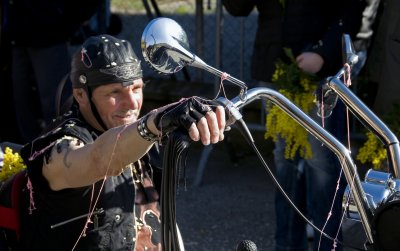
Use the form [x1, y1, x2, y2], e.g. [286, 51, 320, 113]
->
[141, 17, 194, 74]
[141, 17, 248, 92]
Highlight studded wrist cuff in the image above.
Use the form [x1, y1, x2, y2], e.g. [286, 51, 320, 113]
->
[137, 114, 160, 142]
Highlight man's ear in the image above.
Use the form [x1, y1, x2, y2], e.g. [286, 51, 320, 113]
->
[73, 88, 87, 104]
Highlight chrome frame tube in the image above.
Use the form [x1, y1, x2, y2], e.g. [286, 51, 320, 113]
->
[225, 87, 375, 244]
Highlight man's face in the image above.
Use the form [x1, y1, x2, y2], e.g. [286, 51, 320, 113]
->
[91, 79, 144, 129]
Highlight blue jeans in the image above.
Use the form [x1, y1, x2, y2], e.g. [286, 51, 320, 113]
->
[274, 101, 346, 251]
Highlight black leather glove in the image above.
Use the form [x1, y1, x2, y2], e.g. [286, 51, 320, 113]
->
[314, 78, 338, 118]
[154, 97, 220, 134]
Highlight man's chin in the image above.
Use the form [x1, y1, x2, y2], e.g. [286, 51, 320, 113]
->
[112, 117, 137, 127]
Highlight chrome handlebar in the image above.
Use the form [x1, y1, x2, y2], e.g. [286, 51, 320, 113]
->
[217, 87, 375, 244]
[327, 77, 400, 178]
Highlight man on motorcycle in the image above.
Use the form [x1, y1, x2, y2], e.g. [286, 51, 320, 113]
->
[18, 34, 226, 250]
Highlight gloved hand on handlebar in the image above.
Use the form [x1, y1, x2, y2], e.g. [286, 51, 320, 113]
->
[314, 78, 339, 118]
[147, 97, 226, 145]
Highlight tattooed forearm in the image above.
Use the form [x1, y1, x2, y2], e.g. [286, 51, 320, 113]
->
[54, 136, 84, 169]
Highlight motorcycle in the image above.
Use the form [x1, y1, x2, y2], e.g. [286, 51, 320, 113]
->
[141, 17, 400, 251]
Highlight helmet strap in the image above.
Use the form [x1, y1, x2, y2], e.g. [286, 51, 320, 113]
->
[86, 86, 108, 132]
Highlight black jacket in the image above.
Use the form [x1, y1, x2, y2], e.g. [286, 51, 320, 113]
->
[222, 0, 367, 82]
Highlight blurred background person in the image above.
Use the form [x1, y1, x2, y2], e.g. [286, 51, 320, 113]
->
[367, 0, 400, 117]
[0, 0, 20, 143]
[3, 0, 102, 143]
[222, 0, 372, 250]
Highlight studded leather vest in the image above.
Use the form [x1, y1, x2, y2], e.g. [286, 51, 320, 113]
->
[19, 106, 162, 251]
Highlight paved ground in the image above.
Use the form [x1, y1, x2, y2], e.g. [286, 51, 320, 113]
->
[175, 131, 277, 251]
[173, 129, 368, 251]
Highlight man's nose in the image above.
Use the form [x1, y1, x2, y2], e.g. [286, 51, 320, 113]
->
[124, 91, 140, 109]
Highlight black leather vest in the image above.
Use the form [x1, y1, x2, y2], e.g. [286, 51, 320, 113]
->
[19, 107, 160, 251]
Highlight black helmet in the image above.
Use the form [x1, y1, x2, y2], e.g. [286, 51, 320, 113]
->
[70, 34, 143, 89]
